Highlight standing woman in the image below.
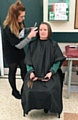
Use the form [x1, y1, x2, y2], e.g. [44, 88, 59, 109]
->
[3, 1, 38, 99]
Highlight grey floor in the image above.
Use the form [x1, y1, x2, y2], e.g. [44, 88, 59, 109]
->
[0, 73, 78, 120]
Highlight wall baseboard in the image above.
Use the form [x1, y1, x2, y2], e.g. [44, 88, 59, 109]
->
[4, 68, 20, 75]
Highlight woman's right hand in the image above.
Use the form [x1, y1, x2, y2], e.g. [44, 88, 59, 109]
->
[27, 29, 38, 39]
[30, 72, 38, 81]
[30, 72, 35, 79]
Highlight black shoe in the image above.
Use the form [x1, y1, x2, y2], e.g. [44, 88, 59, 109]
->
[44, 109, 48, 113]
[12, 90, 21, 99]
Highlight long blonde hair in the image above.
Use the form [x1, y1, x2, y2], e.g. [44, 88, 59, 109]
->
[3, 1, 26, 36]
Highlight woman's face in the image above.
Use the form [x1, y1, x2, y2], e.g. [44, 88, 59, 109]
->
[17, 11, 25, 23]
[39, 24, 48, 40]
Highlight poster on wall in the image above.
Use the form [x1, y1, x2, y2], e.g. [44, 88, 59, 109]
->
[48, 0, 69, 21]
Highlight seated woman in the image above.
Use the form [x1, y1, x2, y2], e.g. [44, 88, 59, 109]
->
[21, 22, 66, 117]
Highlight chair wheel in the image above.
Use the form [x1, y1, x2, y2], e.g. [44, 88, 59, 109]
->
[58, 113, 60, 118]
[23, 111, 25, 117]
[44, 109, 48, 113]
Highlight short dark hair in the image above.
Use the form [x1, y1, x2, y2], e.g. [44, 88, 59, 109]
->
[39, 22, 52, 39]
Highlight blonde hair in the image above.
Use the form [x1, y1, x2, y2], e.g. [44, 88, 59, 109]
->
[3, 1, 26, 36]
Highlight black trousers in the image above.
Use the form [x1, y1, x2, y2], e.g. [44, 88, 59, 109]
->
[8, 59, 27, 91]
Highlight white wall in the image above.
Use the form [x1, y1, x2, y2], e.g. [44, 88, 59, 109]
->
[0, 27, 4, 76]
[43, 0, 77, 32]
[43, 0, 78, 52]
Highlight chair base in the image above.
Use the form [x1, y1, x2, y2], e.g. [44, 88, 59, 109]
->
[58, 113, 60, 118]
[23, 110, 61, 118]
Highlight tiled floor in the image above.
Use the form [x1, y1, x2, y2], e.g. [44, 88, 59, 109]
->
[0, 74, 78, 120]
[64, 113, 78, 120]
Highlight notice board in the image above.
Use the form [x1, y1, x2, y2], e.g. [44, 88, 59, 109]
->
[48, 0, 69, 21]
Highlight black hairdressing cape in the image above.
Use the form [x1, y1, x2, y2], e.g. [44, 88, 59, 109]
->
[21, 39, 66, 115]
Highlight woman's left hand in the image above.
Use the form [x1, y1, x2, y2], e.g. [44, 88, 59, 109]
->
[42, 72, 52, 81]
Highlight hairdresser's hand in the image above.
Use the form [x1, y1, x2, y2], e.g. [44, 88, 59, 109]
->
[30, 27, 34, 30]
[27, 29, 38, 39]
